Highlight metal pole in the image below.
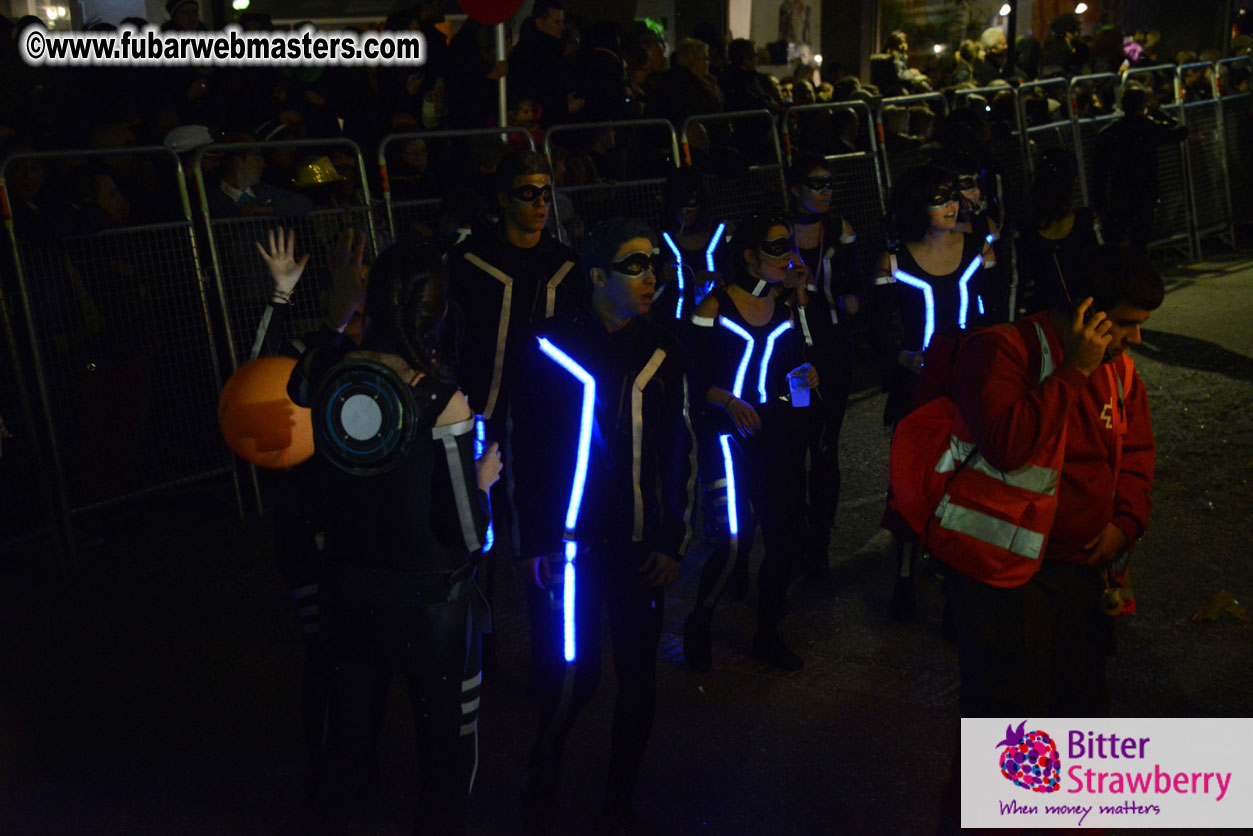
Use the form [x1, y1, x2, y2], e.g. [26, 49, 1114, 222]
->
[496, 23, 508, 131]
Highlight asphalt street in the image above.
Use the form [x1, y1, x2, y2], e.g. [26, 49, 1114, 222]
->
[1, 252, 1250, 836]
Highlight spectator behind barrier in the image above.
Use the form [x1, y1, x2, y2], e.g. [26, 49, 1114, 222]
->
[649, 37, 724, 130]
[510, 0, 585, 128]
[206, 134, 314, 218]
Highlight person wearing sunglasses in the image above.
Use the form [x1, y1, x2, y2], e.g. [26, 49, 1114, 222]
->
[787, 152, 866, 581]
[509, 217, 695, 834]
[448, 150, 581, 667]
[683, 211, 818, 672]
[872, 163, 996, 620]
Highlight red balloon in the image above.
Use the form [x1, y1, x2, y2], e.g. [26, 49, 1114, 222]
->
[218, 356, 314, 470]
[458, 0, 526, 25]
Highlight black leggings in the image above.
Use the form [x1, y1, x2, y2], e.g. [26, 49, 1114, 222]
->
[692, 414, 806, 633]
[525, 543, 665, 813]
[803, 347, 853, 545]
[309, 570, 485, 835]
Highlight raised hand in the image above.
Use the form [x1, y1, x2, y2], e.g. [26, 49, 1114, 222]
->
[326, 227, 368, 332]
[254, 227, 309, 298]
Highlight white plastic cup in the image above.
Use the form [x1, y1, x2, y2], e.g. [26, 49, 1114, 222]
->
[788, 368, 810, 407]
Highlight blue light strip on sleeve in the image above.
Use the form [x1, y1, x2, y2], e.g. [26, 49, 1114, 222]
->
[705, 222, 726, 272]
[661, 231, 684, 320]
[757, 320, 794, 404]
[718, 317, 755, 400]
[978, 295, 985, 315]
[537, 336, 596, 663]
[956, 255, 984, 331]
[718, 434, 739, 537]
[892, 269, 936, 350]
[474, 415, 494, 552]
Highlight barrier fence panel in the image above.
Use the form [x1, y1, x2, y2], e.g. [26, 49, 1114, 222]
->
[1068, 74, 1123, 212]
[955, 85, 1031, 226]
[1177, 63, 1236, 253]
[781, 100, 877, 164]
[545, 119, 680, 247]
[821, 151, 888, 296]
[1219, 57, 1253, 227]
[1123, 68, 1196, 259]
[876, 92, 949, 189]
[682, 110, 789, 222]
[3, 148, 236, 524]
[379, 128, 535, 247]
[1019, 78, 1084, 208]
[193, 139, 380, 371]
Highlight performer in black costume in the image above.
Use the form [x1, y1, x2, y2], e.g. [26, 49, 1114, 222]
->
[682, 211, 818, 672]
[448, 149, 580, 664]
[871, 164, 996, 620]
[289, 242, 501, 836]
[251, 227, 368, 769]
[787, 152, 864, 578]
[510, 217, 696, 834]
[653, 166, 732, 328]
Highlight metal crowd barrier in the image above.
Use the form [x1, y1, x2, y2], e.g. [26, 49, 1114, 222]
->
[1123, 66, 1196, 259]
[875, 92, 949, 189]
[781, 100, 876, 162]
[1, 147, 239, 545]
[954, 85, 1031, 225]
[681, 109, 789, 221]
[544, 119, 680, 247]
[1176, 62, 1236, 255]
[192, 138, 381, 371]
[1218, 56, 1253, 228]
[1017, 77, 1084, 209]
[1067, 73, 1122, 211]
[379, 127, 535, 246]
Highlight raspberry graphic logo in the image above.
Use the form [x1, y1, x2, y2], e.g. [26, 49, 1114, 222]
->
[996, 720, 1061, 793]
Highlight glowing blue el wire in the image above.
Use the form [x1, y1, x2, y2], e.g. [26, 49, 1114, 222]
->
[537, 336, 596, 663]
[718, 434, 739, 537]
[661, 232, 684, 319]
[892, 270, 936, 350]
[956, 255, 984, 331]
[474, 415, 494, 552]
[705, 222, 726, 272]
[977, 295, 985, 316]
[757, 320, 794, 404]
[718, 317, 755, 400]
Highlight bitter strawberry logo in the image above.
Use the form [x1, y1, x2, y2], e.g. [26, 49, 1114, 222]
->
[997, 720, 1061, 793]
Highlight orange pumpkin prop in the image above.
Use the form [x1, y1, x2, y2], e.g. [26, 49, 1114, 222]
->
[218, 356, 314, 469]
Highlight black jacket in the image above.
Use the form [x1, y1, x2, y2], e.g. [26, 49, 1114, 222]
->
[511, 308, 695, 560]
[509, 20, 575, 127]
[448, 226, 581, 421]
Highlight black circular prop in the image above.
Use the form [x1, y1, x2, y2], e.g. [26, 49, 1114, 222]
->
[312, 359, 417, 476]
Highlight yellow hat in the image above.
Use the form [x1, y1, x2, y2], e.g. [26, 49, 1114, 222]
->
[293, 156, 345, 187]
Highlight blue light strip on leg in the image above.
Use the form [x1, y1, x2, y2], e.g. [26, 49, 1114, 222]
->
[956, 255, 984, 331]
[474, 415, 494, 552]
[661, 232, 684, 320]
[892, 270, 936, 350]
[537, 336, 597, 663]
[705, 222, 726, 272]
[718, 317, 755, 400]
[718, 434, 739, 537]
[757, 320, 794, 404]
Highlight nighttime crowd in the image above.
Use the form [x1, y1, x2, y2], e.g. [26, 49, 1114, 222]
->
[1, 1, 1250, 835]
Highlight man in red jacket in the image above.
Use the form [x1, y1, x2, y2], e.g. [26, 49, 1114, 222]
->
[946, 244, 1161, 718]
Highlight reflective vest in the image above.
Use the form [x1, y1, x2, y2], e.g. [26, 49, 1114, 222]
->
[891, 320, 1060, 588]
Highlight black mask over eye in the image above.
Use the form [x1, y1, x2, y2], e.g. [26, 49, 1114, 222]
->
[927, 183, 960, 209]
[802, 176, 835, 192]
[508, 184, 553, 206]
[611, 252, 659, 277]
[958, 175, 979, 192]
[759, 235, 794, 259]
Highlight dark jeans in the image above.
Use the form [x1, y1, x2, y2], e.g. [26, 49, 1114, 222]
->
[525, 542, 665, 814]
[945, 559, 1114, 718]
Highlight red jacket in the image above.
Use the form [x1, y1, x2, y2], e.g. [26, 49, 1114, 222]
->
[951, 311, 1155, 563]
